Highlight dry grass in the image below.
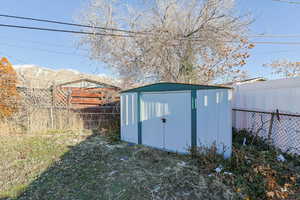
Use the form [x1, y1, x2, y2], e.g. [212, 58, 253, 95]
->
[0, 131, 236, 200]
[191, 130, 300, 200]
[0, 130, 92, 199]
[0, 108, 86, 135]
[2, 128, 298, 200]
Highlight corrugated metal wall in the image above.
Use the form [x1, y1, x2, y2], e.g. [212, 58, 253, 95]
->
[197, 89, 232, 158]
[121, 89, 232, 156]
[121, 93, 138, 143]
[140, 91, 191, 153]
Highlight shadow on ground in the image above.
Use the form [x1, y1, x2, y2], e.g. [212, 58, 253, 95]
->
[2, 131, 236, 200]
[3, 132, 179, 200]
[12, 132, 136, 200]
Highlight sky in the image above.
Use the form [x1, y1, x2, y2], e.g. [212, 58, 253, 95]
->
[1, 0, 300, 80]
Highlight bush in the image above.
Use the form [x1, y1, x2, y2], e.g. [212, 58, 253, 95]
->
[191, 130, 300, 200]
[0, 57, 19, 119]
[106, 119, 120, 143]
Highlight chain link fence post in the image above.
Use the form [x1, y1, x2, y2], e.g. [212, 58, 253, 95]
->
[268, 112, 275, 142]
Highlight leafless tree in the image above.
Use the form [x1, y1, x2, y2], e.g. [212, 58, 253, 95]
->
[79, 0, 253, 86]
[264, 60, 300, 77]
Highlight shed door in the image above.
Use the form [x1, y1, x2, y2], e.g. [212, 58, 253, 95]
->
[141, 92, 191, 153]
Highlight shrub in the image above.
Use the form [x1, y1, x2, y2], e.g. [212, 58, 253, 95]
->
[0, 57, 19, 119]
[106, 119, 120, 143]
[191, 130, 299, 200]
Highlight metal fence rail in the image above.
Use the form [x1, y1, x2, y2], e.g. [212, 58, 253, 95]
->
[233, 108, 300, 155]
[1, 105, 120, 134]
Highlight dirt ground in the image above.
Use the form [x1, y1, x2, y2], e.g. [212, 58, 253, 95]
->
[0, 131, 237, 200]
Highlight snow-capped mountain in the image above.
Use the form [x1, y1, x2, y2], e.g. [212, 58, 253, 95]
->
[14, 65, 119, 88]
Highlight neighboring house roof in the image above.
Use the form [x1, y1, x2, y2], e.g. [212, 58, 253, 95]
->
[121, 82, 231, 93]
[223, 77, 266, 86]
[54, 78, 120, 90]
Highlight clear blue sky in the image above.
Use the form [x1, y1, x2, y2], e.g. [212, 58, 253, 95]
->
[1, 0, 300, 79]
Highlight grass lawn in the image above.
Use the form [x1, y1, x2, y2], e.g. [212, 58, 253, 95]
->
[0, 131, 91, 199]
[1, 130, 299, 200]
[0, 131, 235, 200]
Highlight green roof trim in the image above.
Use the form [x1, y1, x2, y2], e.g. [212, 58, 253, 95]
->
[121, 82, 231, 93]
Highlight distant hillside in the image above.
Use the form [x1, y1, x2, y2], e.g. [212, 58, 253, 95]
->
[14, 65, 120, 88]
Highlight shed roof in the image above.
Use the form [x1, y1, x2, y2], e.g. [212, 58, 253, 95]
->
[222, 77, 266, 86]
[121, 82, 231, 93]
[55, 78, 120, 89]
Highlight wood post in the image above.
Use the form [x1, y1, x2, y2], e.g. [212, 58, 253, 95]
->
[50, 107, 54, 129]
[50, 83, 55, 129]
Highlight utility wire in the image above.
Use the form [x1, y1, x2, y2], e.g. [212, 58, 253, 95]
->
[273, 0, 300, 4]
[3, 23, 300, 46]
[185, 38, 300, 45]
[248, 34, 300, 38]
[0, 34, 89, 52]
[0, 42, 89, 57]
[3, 13, 300, 39]
[4, 14, 300, 39]
[0, 14, 149, 35]
[0, 24, 134, 37]
[0, 34, 76, 49]
[0, 50, 29, 63]
[250, 41, 300, 45]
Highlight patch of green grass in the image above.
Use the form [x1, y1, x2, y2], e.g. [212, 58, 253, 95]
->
[0, 131, 91, 199]
[0, 184, 27, 199]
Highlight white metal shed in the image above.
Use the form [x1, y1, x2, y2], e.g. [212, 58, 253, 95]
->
[121, 82, 232, 157]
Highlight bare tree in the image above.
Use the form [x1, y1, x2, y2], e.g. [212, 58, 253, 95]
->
[264, 60, 300, 77]
[79, 0, 253, 85]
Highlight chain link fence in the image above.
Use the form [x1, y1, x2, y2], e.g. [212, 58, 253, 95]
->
[1, 105, 120, 134]
[1, 83, 120, 134]
[233, 108, 300, 155]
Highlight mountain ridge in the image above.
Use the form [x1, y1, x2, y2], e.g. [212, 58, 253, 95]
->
[13, 65, 119, 88]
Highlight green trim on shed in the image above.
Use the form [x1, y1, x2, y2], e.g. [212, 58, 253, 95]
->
[191, 90, 197, 148]
[122, 82, 231, 151]
[121, 82, 231, 93]
[137, 92, 142, 144]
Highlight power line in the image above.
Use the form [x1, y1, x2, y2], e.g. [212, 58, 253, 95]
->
[190, 34, 300, 39]
[0, 23, 134, 37]
[0, 50, 29, 63]
[0, 34, 89, 52]
[0, 14, 149, 35]
[4, 23, 300, 46]
[185, 38, 300, 45]
[249, 34, 300, 38]
[0, 42, 89, 57]
[251, 41, 300, 45]
[273, 0, 300, 4]
[4, 13, 300, 39]
[254, 49, 300, 55]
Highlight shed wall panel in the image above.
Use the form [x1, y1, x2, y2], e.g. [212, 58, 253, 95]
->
[120, 85, 232, 157]
[140, 92, 191, 153]
[197, 89, 232, 158]
[121, 93, 138, 143]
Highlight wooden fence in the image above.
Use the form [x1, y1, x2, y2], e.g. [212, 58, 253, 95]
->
[0, 87, 120, 134]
